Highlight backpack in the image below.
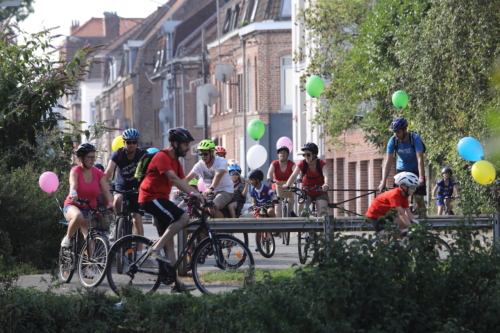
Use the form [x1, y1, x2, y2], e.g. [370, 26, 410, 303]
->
[300, 159, 323, 178]
[134, 150, 168, 183]
[393, 131, 426, 157]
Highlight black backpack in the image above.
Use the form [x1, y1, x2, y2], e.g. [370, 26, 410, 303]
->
[134, 150, 169, 183]
[300, 159, 323, 178]
[393, 131, 426, 157]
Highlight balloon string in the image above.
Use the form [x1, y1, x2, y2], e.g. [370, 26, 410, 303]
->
[53, 193, 64, 216]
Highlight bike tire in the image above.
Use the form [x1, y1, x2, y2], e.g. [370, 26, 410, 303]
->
[116, 217, 127, 274]
[191, 234, 254, 294]
[77, 235, 109, 288]
[407, 236, 452, 260]
[106, 235, 161, 296]
[298, 231, 318, 264]
[281, 202, 290, 245]
[59, 235, 76, 283]
[255, 232, 275, 258]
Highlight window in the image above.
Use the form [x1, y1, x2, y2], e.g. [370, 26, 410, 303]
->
[196, 85, 204, 125]
[232, 5, 240, 30]
[223, 8, 232, 34]
[281, 56, 293, 110]
[247, 60, 252, 112]
[280, 0, 291, 19]
[250, 0, 259, 22]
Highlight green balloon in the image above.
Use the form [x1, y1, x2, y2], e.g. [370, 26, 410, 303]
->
[306, 75, 324, 98]
[247, 119, 265, 140]
[392, 90, 409, 109]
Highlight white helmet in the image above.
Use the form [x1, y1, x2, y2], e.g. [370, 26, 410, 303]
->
[394, 172, 419, 187]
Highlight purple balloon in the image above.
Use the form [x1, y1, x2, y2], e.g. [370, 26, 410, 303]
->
[39, 172, 59, 194]
[276, 136, 293, 153]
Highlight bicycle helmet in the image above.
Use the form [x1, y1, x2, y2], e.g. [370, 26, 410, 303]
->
[248, 169, 264, 181]
[188, 178, 198, 186]
[75, 143, 96, 157]
[301, 142, 318, 155]
[215, 146, 227, 155]
[168, 127, 195, 143]
[390, 117, 408, 130]
[277, 146, 290, 155]
[122, 128, 140, 140]
[198, 139, 216, 151]
[228, 163, 242, 172]
[94, 163, 105, 172]
[441, 167, 453, 175]
[394, 172, 419, 187]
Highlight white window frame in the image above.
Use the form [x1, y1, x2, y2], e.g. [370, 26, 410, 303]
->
[280, 55, 293, 111]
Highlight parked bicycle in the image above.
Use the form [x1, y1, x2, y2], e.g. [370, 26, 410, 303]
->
[59, 199, 113, 288]
[105, 196, 255, 295]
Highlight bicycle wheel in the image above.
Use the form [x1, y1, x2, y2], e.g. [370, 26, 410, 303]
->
[298, 231, 318, 264]
[106, 235, 161, 296]
[407, 236, 452, 260]
[255, 232, 275, 258]
[78, 235, 109, 288]
[59, 235, 76, 283]
[281, 232, 290, 245]
[115, 217, 128, 274]
[191, 234, 254, 294]
[281, 202, 291, 245]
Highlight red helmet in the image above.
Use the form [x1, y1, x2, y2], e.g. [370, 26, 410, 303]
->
[215, 146, 227, 155]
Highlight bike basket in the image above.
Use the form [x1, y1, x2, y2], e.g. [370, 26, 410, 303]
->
[90, 211, 113, 231]
[275, 181, 293, 199]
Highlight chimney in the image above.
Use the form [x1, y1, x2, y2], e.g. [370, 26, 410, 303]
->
[70, 20, 80, 34]
[103, 12, 120, 39]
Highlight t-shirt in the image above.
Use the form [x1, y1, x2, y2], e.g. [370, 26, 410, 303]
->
[297, 159, 327, 196]
[138, 149, 185, 203]
[250, 184, 275, 206]
[191, 156, 234, 193]
[64, 166, 105, 209]
[232, 180, 246, 203]
[366, 187, 409, 219]
[271, 160, 295, 190]
[436, 178, 456, 198]
[110, 147, 145, 190]
[387, 133, 423, 172]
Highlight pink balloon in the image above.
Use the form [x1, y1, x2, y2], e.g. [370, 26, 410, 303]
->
[276, 136, 293, 153]
[39, 172, 59, 194]
[198, 178, 207, 192]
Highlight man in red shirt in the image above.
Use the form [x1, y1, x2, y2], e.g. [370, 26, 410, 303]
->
[138, 127, 202, 292]
[366, 172, 420, 240]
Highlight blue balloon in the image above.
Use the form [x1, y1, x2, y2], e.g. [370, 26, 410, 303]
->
[147, 148, 160, 153]
[457, 137, 484, 161]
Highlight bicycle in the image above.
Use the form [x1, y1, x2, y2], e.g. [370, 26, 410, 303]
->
[105, 196, 255, 295]
[59, 199, 113, 288]
[270, 180, 296, 246]
[248, 201, 278, 258]
[441, 196, 456, 215]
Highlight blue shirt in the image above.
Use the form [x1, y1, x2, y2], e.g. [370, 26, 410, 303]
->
[250, 184, 275, 207]
[110, 147, 145, 190]
[436, 178, 456, 197]
[387, 133, 424, 172]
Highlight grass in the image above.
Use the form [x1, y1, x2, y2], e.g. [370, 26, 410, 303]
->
[198, 266, 303, 283]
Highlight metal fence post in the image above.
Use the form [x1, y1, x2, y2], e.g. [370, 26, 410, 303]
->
[494, 213, 500, 249]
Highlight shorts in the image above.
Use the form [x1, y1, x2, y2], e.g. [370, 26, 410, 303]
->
[369, 212, 396, 232]
[64, 205, 90, 219]
[213, 191, 234, 210]
[395, 169, 427, 196]
[307, 192, 330, 204]
[115, 183, 145, 216]
[436, 196, 451, 206]
[139, 198, 187, 236]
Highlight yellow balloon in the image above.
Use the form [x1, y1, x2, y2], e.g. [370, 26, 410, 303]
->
[471, 160, 496, 185]
[112, 135, 124, 152]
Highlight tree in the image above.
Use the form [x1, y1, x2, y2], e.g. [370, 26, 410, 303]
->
[0, 0, 34, 24]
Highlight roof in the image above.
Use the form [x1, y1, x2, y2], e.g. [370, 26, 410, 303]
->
[71, 17, 143, 37]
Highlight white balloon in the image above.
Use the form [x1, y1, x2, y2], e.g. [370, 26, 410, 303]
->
[246, 144, 268, 169]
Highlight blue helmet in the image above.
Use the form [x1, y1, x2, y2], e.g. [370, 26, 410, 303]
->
[122, 128, 140, 140]
[228, 163, 242, 172]
[390, 118, 408, 130]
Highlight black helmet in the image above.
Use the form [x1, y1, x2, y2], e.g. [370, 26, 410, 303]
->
[248, 169, 264, 181]
[301, 142, 318, 155]
[441, 167, 453, 175]
[168, 127, 195, 143]
[94, 163, 105, 172]
[75, 143, 96, 157]
[277, 146, 290, 155]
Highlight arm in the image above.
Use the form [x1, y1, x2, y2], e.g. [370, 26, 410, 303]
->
[210, 169, 226, 189]
[416, 150, 425, 187]
[378, 153, 395, 191]
[184, 171, 197, 183]
[69, 169, 79, 203]
[396, 206, 412, 227]
[432, 185, 438, 199]
[285, 167, 302, 188]
[104, 160, 117, 182]
[321, 164, 329, 192]
[165, 170, 202, 201]
[99, 176, 114, 207]
[242, 179, 250, 197]
[266, 163, 275, 182]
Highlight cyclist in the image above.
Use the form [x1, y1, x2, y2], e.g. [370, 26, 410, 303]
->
[267, 146, 296, 217]
[432, 167, 459, 215]
[104, 128, 145, 243]
[366, 172, 420, 242]
[215, 146, 227, 158]
[228, 163, 250, 218]
[284, 142, 330, 216]
[377, 117, 426, 213]
[185, 140, 234, 218]
[138, 127, 202, 292]
[60, 144, 114, 248]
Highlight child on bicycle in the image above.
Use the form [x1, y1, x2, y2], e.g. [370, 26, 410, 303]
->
[432, 167, 459, 215]
[227, 163, 249, 218]
[366, 172, 420, 242]
[248, 169, 279, 218]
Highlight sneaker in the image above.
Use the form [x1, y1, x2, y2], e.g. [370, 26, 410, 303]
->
[254, 245, 259, 252]
[84, 267, 96, 279]
[171, 281, 196, 293]
[60, 237, 71, 248]
[147, 247, 171, 265]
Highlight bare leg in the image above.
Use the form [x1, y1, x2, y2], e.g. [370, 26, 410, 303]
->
[437, 204, 444, 215]
[132, 213, 144, 251]
[275, 202, 282, 218]
[152, 213, 190, 265]
[65, 206, 89, 239]
[228, 202, 237, 218]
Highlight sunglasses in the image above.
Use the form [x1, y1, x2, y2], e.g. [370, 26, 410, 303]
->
[126, 141, 138, 145]
[408, 185, 417, 189]
[303, 153, 312, 157]
[229, 172, 239, 176]
[198, 152, 210, 156]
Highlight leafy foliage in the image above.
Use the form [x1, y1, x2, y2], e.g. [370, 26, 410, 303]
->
[0, 0, 34, 25]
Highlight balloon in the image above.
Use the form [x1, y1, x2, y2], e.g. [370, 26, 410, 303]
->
[276, 136, 293, 153]
[471, 160, 496, 185]
[147, 148, 160, 153]
[39, 172, 59, 194]
[246, 144, 268, 169]
[112, 135, 124, 152]
[392, 90, 409, 109]
[198, 178, 207, 192]
[247, 119, 265, 141]
[457, 137, 484, 161]
[305, 75, 324, 98]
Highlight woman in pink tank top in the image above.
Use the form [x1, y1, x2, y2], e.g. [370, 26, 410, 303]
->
[60, 143, 114, 248]
[266, 146, 296, 217]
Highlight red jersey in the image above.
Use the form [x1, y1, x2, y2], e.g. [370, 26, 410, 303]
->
[271, 160, 295, 190]
[297, 159, 326, 196]
[64, 166, 105, 209]
[366, 187, 409, 219]
[138, 149, 185, 203]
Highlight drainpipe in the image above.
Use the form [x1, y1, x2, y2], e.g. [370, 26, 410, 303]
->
[241, 36, 247, 174]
